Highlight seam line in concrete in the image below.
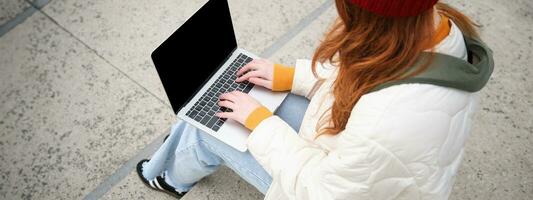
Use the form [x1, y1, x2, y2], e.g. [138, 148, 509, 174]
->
[37, 10, 173, 110]
[83, 0, 333, 199]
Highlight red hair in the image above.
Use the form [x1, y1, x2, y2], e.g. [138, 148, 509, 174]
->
[312, 0, 479, 136]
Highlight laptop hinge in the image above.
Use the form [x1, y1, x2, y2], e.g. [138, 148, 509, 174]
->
[219, 47, 238, 69]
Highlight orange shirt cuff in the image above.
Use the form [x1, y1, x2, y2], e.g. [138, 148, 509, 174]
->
[272, 64, 295, 91]
[244, 106, 273, 130]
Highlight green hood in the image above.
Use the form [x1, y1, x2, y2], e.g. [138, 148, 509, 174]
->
[369, 37, 495, 93]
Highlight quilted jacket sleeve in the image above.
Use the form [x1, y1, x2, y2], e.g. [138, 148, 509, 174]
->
[246, 86, 423, 200]
[291, 59, 336, 99]
[247, 116, 420, 200]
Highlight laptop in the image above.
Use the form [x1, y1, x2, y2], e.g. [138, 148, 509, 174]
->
[151, 0, 287, 152]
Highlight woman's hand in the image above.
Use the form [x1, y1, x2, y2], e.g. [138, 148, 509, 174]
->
[236, 58, 274, 90]
[216, 91, 262, 125]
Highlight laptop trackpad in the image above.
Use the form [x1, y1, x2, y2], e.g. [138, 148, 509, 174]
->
[216, 119, 249, 152]
[248, 86, 288, 112]
[216, 86, 288, 152]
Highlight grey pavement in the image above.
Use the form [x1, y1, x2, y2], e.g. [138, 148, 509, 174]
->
[0, 0, 531, 200]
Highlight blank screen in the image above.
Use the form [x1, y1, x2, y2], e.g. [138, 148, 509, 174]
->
[151, 0, 237, 114]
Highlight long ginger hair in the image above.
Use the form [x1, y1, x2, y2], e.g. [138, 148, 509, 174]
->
[312, 0, 479, 136]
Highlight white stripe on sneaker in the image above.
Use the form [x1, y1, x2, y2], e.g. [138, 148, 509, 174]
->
[153, 179, 164, 190]
[149, 180, 157, 189]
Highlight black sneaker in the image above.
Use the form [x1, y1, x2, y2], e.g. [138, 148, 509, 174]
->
[136, 159, 187, 198]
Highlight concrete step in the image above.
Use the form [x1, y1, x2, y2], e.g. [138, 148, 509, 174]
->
[0, 0, 531, 199]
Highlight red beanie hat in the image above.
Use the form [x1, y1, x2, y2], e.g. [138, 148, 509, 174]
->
[349, 0, 439, 17]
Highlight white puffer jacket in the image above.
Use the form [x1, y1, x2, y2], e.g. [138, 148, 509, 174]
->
[247, 21, 480, 199]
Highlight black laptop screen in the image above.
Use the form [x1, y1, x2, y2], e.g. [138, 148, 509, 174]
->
[151, 0, 237, 114]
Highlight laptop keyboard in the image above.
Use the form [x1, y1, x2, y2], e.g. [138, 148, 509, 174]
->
[185, 53, 254, 131]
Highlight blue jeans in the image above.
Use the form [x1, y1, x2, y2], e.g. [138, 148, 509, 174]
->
[141, 94, 309, 194]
